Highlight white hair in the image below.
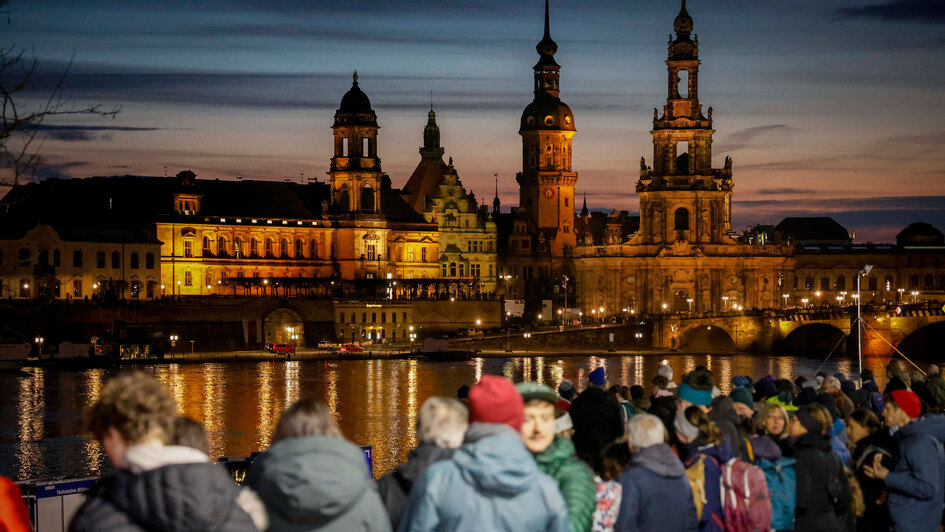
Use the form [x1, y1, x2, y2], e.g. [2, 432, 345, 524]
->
[823, 376, 841, 392]
[417, 397, 468, 449]
[627, 414, 667, 450]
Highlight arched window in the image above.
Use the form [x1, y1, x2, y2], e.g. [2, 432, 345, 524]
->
[674, 207, 690, 231]
[130, 252, 139, 269]
[217, 236, 227, 256]
[939, 275, 945, 290]
[361, 185, 375, 212]
[925, 274, 934, 289]
[202, 236, 211, 254]
[441, 263, 447, 277]
[18, 247, 29, 266]
[111, 251, 121, 269]
[146, 252, 155, 269]
[234, 237, 243, 257]
[339, 186, 350, 211]
[309, 239, 317, 259]
[265, 238, 274, 257]
[38, 249, 49, 266]
[836, 275, 846, 291]
[280, 238, 289, 257]
[450, 262, 457, 277]
[53, 250, 60, 267]
[677, 69, 689, 98]
[910, 275, 919, 289]
[295, 239, 303, 258]
[250, 238, 259, 257]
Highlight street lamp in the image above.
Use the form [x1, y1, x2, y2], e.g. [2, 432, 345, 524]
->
[34, 336, 44, 357]
[782, 293, 789, 309]
[523, 332, 531, 354]
[897, 288, 904, 303]
[722, 296, 729, 310]
[856, 264, 873, 376]
[801, 298, 809, 308]
[911, 290, 919, 303]
[686, 298, 693, 313]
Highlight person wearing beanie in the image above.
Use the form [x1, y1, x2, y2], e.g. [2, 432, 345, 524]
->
[516, 382, 595, 532]
[569, 370, 624, 474]
[400, 375, 569, 532]
[557, 380, 577, 411]
[657, 364, 677, 390]
[860, 369, 880, 394]
[753, 378, 778, 403]
[865, 390, 945, 532]
[730, 387, 754, 418]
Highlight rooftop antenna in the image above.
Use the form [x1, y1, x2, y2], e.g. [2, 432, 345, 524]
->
[494, 173, 498, 197]
[430, 90, 434, 112]
[163, 165, 167, 178]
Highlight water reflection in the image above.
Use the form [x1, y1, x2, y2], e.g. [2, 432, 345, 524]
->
[0, 354, 899, 481]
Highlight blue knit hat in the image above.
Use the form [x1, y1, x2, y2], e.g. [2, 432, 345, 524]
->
[589, 367, 606, 386]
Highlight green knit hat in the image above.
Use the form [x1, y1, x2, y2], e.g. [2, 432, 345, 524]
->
[516, 382, 558, 405]
[731, 386, 753, 408]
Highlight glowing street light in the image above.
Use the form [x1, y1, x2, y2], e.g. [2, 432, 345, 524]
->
[911, 290, 919, 303]
[686, 298, 693, 312]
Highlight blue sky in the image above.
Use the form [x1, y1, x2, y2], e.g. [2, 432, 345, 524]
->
[4, 0, 945, 242]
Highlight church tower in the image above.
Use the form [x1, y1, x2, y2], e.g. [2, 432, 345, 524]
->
[330, 72, 383, 217]
[516, 0, 578, 256]
[635, 0, 734, 246]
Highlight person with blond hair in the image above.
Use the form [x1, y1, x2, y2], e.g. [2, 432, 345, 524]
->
[246, 398, 391, 532]
[69, 372, 255, 531]
[378, 397, 468, 529]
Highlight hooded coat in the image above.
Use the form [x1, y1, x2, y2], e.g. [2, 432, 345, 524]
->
[376, 443, 453, 530]
[707, 396, 748, 460]
[789, 433, 853, 532]
[885, 419, 945, 532]
[398, 423, 570, 532]
[851, 429, 898, 532]
[68, 447, 256, 532]
[615, 443, 698, 532]
[569, 387, 624, 473]
[534, 435, 596, 532]
[246, 434, 391, 532]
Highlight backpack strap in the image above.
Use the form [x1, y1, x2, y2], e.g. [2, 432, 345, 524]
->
[744, 438, 754, 462]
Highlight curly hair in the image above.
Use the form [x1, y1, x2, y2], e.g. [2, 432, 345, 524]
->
[755, 402, 790, 436]
[86, 372, 178, 445]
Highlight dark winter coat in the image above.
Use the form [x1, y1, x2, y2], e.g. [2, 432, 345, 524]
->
[569, 386, 624, 473]
[535, 435, 596, 532]
[247, 434, 391, 532]
[614, 443, 698, 532]
[790, 432, 854, 532]
[852, 429, 898, 532]
[684, 440, 732, 532]
[926, 375, 945, 411]
[708, 396, 749, 460]
[68, 462, 257, 532]
[376, 443, 453, 530]
[886, 419, 945, 532]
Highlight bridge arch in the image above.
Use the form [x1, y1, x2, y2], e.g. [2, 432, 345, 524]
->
[263, 307, 305, 346]
[778, 323, 847, 357]
[680, 325, 735, 352]
[896, 322, 945, 361]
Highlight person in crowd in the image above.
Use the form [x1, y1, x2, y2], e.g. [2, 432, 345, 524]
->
[926, 364, 945, 411]
[678, 371, 714, 413]
[0, 474, 32, 532]
[657, 363, 677, 391]
[861, 369, 880, 394]
[811, 393, 852, 466]
[786, 403, 854, 531]
[884, 360, 909, 393]
[755, 402, 791, 454]
[377, 397, 467, 529]
[558, 380, 577, 411]
[247, 399, 391, 532]
[648, 375, 678, 444]
[592, 440, 631, 532]
[823, 376, 855, 418]
[69, 372, 256, 532]
[610, 385, 637, 432]
[753, 375, 778, 404]
[629, 385, 648, 412]
[846, 409, 897, 532]
[569, 367, 624, 473]
[864, 390, 945, 532]
[399, 375, 569, 532]
[729, 386, 754, 419]
[517, 382, 596, 532]
[614, 414, 697, 532]
[771, 379, 799, 412]
[675, 406, 728, 531]
[170, 415, 211, 455]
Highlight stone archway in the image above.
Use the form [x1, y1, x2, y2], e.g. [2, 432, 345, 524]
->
[680, 325, 735, 352]
[264, 307, 304, 347]
[896, 322, 945, 361]
[779, 323, 847, 357]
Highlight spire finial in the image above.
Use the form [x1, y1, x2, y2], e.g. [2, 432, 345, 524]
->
[544, 0, 550, 39]
[353, 70, 358, 84]
[430, 90, 434, 112]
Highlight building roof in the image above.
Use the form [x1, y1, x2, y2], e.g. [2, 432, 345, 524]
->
[774, 217, 852, 245]
[897, 222, 945, 248]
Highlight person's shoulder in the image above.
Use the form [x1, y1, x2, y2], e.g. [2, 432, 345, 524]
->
[69, 487, 140, 532]
[558, 454, 595, 482]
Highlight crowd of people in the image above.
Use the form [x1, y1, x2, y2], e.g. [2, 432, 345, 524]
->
[3, 359, 945, 531]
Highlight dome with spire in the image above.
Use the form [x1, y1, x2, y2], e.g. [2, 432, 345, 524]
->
[334, 71, 377, 127]
[897, 222, 945, 247]
[674, 0, 694, 35]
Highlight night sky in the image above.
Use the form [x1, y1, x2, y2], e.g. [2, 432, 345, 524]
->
[5, 0, 945, 242]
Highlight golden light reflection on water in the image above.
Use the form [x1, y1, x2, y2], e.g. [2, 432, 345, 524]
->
[2, 354, 903, 482]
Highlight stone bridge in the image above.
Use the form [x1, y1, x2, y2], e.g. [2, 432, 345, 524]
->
[658, 308, 945, 357]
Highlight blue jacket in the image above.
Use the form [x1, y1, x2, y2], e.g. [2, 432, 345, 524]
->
[615, 443, 698, 532]
[886, 419, 945, 532]
[830, 418, 852, 466]
[398, 423, 570, 532]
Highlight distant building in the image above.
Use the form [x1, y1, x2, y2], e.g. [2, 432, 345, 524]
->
[775, 217, 853, 247]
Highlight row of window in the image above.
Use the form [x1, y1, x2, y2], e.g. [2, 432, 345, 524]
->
[7, 279, 158, 298]
[467, 240, 494, 253]
[9, 249, 156, 270]
[440, 262, 492, 278]
[796, 274, 945, 292]
[339, 311, 409, 325]
[191, 236, 321, 260]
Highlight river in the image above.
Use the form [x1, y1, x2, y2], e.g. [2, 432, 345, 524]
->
[0, 353, 895, 481]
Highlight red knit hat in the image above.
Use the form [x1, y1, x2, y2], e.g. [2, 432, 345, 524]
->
[468, 375, 524, 431]
[891, 389, 922, 419]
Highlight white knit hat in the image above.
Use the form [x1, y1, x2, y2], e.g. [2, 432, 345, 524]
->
[657, 364, 674, 380]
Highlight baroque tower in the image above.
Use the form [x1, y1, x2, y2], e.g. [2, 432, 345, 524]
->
[330, 72, 383, 217]
[516, 0, 577, 256]
[635, 0, 734, 246]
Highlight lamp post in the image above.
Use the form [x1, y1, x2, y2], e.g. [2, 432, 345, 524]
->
[722, 296, 729, 310]
[801, 298, 809, 308]
[34, 336, 44, 358]
[524, 332, 531, 354]
[856, 265, 873, 376]
[897, 288, 904, 303]
[686, 298, 693, 313]
[911, 290, 919, 304]
[782, 293, 789, 309]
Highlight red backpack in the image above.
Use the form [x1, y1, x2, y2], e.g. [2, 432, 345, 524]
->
[720, 458, 772, 532]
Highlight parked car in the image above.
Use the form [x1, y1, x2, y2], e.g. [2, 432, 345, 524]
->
[317, 340, 332, 349]
[267, 343, 295, 354]
[340, 344, 364, 353]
